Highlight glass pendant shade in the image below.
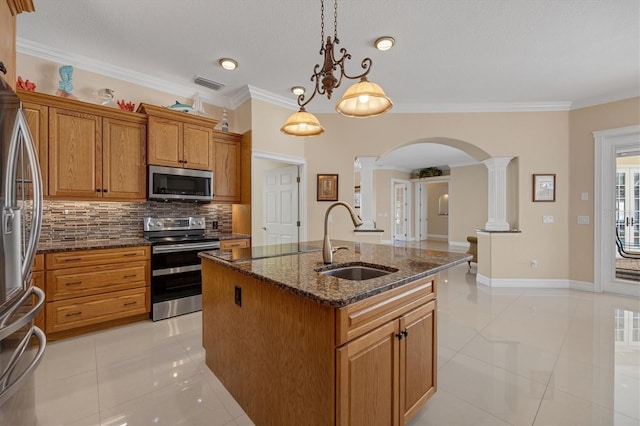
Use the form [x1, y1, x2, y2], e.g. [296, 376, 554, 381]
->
[280, 108, 325, 137]
[335, 78, 393, 118]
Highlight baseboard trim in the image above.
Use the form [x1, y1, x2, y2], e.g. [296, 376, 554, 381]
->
[476, 275, 597, 291]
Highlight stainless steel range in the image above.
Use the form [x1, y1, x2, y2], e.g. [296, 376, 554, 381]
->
[143, 217, 219, 321]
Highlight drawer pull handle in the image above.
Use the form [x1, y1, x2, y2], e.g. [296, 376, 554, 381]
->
[65, 281, 82, 286]
[123, 253, 137, 257]
[123, 301, 137, 306]
[63, 257, 82, 262]
[65, 311, 82, 317]
[123, 274, 137, 278]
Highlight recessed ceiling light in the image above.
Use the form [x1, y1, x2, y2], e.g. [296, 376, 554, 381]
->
[291, 86, 305, 96]
[375, 36, 395, 51]
[219, 58, 238, 70]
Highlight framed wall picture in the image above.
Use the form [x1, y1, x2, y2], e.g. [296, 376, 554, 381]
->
[533, 174, 556, 202]
[317, 174, 338, 201]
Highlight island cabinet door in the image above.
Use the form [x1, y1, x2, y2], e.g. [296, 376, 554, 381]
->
[337, 320, 401, 426]
[399, 300, 437, 424]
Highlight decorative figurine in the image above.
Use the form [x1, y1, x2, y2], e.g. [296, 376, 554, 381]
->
[55, 65, 78, 99]
[167, 100, 193, 113]
[192, 93, 205, 116]
[221, 108, 229, 132]
[16, 76, 36, 91]
[97, 88, 115, 105]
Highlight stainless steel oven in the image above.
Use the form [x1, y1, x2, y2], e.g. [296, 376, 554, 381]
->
[144, 217, 219, 321]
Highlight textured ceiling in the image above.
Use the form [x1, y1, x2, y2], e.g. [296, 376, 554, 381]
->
[15, 0, 640, 169]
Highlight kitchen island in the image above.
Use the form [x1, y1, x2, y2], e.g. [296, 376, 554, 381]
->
[199, 241, 471, 426]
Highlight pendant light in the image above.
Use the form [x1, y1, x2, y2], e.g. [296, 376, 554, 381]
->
[281, 0, 392, 137]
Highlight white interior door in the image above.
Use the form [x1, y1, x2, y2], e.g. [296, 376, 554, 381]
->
[393, 180, 410, 241]
[263, 165, 299, 246]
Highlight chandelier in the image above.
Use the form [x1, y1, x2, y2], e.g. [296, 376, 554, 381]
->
[280, 0, 393, 137]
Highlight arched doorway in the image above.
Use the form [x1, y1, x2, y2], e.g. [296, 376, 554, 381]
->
[363, 137, 498, 246]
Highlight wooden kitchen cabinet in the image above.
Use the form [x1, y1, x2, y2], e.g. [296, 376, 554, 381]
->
[48, 107, 102, 198]
[219, 238, 250, 249]
[32, 253, 45, 331]
[19, 101, 48, 197]
[336, 278, 437, 426]
[0, 2, 16, 89]
[202, 258, 438, 426]
[213, 130, 241, 202]
[139, 103, 218, 170]
[102, 117, 147, 199]
[337, 300, 437, 426]
[18, 90, 148, 201]
[43, 246, 150, 338]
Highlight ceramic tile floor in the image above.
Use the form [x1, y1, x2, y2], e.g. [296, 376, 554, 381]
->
[5, 241, 640, 426]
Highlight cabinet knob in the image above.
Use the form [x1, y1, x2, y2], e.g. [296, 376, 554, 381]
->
[96, 189, 102, 192]
[103, 189, 108, 193]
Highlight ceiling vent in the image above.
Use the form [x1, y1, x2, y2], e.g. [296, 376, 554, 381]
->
[194, 76, 225, 91]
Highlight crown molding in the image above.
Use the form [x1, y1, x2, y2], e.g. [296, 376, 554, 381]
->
[387, 101, 573, 113]
[16, 38, 234, 108]
[18, 38, 635, 114]
[570, 88, 640, 110]
[247, 85, 298, 110]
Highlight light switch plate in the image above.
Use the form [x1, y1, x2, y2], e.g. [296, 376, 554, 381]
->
[543, 215, 554, 224]
[581, 192, 589, 201]
[578, 216, 590, 225]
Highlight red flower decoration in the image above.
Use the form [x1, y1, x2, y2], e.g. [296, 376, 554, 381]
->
[117, 99, 135, 112]
[16, 76, 36, 91]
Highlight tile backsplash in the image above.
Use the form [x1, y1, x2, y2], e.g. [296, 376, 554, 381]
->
[40, 200, 232, 243]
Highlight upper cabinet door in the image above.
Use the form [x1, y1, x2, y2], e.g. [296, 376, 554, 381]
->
[0, 2, 16, 89]
[147, 116, 183, 167]
[21, 101, 48, 197]
[48, 108, 102, 198]
[102, 118, 146, 200]
[183, 123, 213, 170]
[213, 134, 241, 202]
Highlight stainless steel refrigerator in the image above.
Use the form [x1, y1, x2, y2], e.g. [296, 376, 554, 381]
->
[0, 74, 45, 421]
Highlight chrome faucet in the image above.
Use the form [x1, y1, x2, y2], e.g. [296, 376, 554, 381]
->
[323, 201, 364, 264]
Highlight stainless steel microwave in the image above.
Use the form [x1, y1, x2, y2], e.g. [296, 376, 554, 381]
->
[148, 165, 214, 202]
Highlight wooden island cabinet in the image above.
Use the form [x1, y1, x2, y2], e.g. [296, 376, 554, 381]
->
[199, 240, 467, 426]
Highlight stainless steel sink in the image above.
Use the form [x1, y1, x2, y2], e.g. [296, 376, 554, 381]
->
[316, 264, 398, 281]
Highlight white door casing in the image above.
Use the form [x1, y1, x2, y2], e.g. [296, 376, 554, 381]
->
[594, 125, 640, 297]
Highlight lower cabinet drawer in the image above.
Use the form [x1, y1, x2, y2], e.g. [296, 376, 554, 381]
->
[46, 287, 148, 334]
[46, 261, 149, 301]
[220, 239, 250, 249]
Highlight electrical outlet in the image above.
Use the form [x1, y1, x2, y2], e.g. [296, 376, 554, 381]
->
[234, 286, 242, 307]
[530, 259, 538, 269]
[581, 192, 589, 201]
[543, 216, 554, 224]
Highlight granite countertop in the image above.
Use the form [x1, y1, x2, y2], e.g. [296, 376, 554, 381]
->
[37, 233, 249, 253]
[37, 238, 151, 253]
[200, 240, 471, 307]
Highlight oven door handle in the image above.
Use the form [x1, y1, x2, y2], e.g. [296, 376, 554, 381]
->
[153, 264, 202, 277]
[152, 242, 220, 254]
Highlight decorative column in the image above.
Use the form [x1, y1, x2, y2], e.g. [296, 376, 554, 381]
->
[482, 157, 513, 231]
[355, 157, 378, 230]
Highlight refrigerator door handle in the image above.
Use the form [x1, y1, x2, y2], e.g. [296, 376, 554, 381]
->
[4, 109, 43, 283]
[0, 286, 45, 340]
[0, 325, 46, 406]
